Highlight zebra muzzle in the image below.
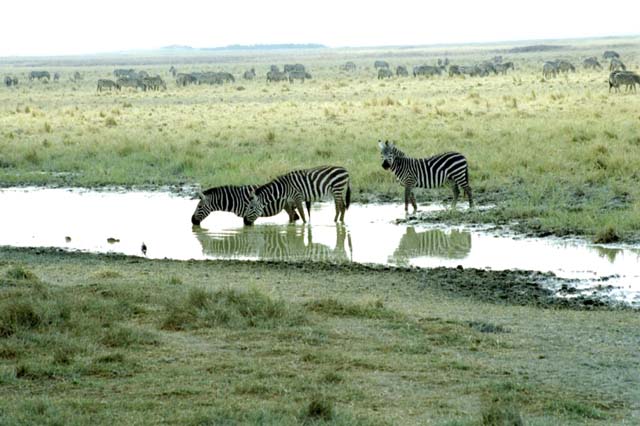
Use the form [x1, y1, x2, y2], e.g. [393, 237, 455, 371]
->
[382, 161, 391, 170]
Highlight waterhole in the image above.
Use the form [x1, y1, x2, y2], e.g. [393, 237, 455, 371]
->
[1, 187, 638, 305]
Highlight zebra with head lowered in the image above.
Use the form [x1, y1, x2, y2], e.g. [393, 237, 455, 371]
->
[4, 76, 18, 87]
[583, 57, 602, 70]
[609, 58, 626, 72]
[378, 140, 472, 212]
[609, 71, 640, 93]
[244, 166, 351, 225]
[97, 79, 120, 92]
[191, 185, 302, 226]
[494, 61, 514, 75]
[29, 71, 50, 81]
[542, 61, 558, 79]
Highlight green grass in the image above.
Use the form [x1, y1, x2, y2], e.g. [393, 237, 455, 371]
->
[1, 38, 639, 240]
[0, 248, 638, 425]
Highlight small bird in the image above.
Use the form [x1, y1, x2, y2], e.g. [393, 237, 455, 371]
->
[141, 242, 147, 256]
[65, 236, 71, 243]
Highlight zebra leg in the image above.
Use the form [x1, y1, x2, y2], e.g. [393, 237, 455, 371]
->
[295, 200, 307, 223]
[451, 183, 460, 209]
[410, 193, 417, 213]
[404, 186, 414, 212]
[464, 186, 473, 208]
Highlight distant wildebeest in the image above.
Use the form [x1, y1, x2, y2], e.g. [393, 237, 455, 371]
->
[243, 68, 256, 80]
[284, 64, 305, 73]
[4, 76, 14, 87]
[143, 75, 167, 91]
[542, 61, 559, 79]
[494, 61, 514, 75]
[53, 72, 60, 81]
[117, 77, 145, 91]
[556, 60, 576, 73]
[377, 68, 393, 79]
[97, 79, 120, 92]
[288, 70, 308, 83]
[340, 61, 356, 71]
[582, 57, 602, 70]
[396, 65, 408, 77]
[29, 71, 50, 81]
[609, 58, 626, 72]
[374, 60, 389, 69]
[169, 66, 177, 77]
[603, 50, 620, 60]
[609, 71, 640, 93]
[176, 73, 197, 87]
[266, 70, 288, 82]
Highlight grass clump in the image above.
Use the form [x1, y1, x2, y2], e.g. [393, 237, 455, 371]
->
[305, 297, 399, 320]
[301, 395, 335, 423]
[162, 287, 306, 331]
[593, 226, 620, 244]
[1, 265, 41, 286]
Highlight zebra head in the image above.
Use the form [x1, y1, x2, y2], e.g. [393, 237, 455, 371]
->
[379, 140, 400, 170]
[244, 193, 263, 226]
[190, 191, 208, 226]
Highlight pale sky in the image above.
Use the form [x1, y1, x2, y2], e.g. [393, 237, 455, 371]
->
[1, 1, 638, 56]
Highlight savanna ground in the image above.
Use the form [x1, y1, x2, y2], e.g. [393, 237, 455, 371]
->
[1, 37, 640, 424]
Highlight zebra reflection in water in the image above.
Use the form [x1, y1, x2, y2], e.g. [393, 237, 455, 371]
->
[194, 225, 352, 263]
[390, 227, 471, 267]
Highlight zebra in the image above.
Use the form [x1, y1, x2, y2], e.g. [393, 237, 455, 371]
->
[378, 140, 473, 212]
[413, 65, 442, 77]
[114, 69, 136, 78]
[142, 75, 167, 91]
[71, 71, 82, 82]
[4, 76, 16, 87]
[556, 60, 575, 73]
[391, 227, 471, 266]
[396, 65, 409, 77]
[377, 68, 393, 79]
[448, 65, 461, 76]
[609, 58, 626, 72]
[244, 166, 352, 225]
[176, 73, 197, 86]
[494, 61, 514, 75]
[542, 61, 558, 79]
[97, 79, 120, 92]
[53, 72, 60, 81]
[609, 71, 640, 93]
[266, 70, 288, 82]
[374, 60, 389, 69]
[191, 185, 302, 226]
[583, 57, 602, 70]
[29, 71, 50, 81]
[117, 77, 145, 90]
[284, 64, 305, 73]
[288, 70, 307, 83]
[340, 61, 356, 72]
[169, 65, 177, 77]
[603, 50, 620, 60]
[243, 68, 256, 80]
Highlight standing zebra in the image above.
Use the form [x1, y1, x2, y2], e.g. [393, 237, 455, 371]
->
[244, 166, 351, 225]
[191, 185, 302, 226]
[378, 140, 473, 212]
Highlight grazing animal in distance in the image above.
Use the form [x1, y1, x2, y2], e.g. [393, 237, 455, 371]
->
[542, 61, 558, 79]
[609, 58, 626, 72]
[377, 68, 393, 79]
[583, 57, 602, 70]
[603, 50, 620, 60]
[374, 60, 389, 69]
[97, 79, 120, 92]
[396, 65, 409, 77]
[243, 68, 256, 80]
[378, 140, 472, 212]
[609, 71, 640, 93]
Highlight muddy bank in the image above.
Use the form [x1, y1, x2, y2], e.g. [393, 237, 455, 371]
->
[0, 246, 630, 311]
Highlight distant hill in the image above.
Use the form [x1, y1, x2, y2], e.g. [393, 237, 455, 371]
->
[507, 44, 568, 53]
[162, 43, 326, 51]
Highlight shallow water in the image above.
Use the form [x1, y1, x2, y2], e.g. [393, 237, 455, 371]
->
[1, 187, 638, 305]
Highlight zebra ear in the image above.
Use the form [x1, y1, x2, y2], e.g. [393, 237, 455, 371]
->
[194, 191, 205, 201]
[378, 140, 385, 150]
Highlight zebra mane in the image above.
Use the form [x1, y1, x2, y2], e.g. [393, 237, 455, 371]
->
[202, 185, 257, 198]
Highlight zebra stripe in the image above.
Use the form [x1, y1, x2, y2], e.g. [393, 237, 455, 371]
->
[378, 141, 473, 212]
[191, 185, 300, 226]
[245, 166, 351, 225]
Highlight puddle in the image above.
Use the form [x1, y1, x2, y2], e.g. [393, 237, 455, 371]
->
[1, 187, 638, 306]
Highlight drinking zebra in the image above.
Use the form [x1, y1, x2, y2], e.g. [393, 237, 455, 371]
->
[191, 185, 303, 226]
[244, 166, 351, 225]
[378, 140, 473, 212]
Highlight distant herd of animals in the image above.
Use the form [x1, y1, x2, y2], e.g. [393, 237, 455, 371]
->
[3, 49, 637, 93]
[190, 141, 472, 227]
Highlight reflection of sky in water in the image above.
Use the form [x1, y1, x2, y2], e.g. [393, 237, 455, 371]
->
[1, 187, 638, 304]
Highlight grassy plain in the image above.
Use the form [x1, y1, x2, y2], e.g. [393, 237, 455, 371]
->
[0, 247, 638, 425]
[1, 37, 640, 240]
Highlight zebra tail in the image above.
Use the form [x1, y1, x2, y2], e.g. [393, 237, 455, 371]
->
[346, 185, 351, 210]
